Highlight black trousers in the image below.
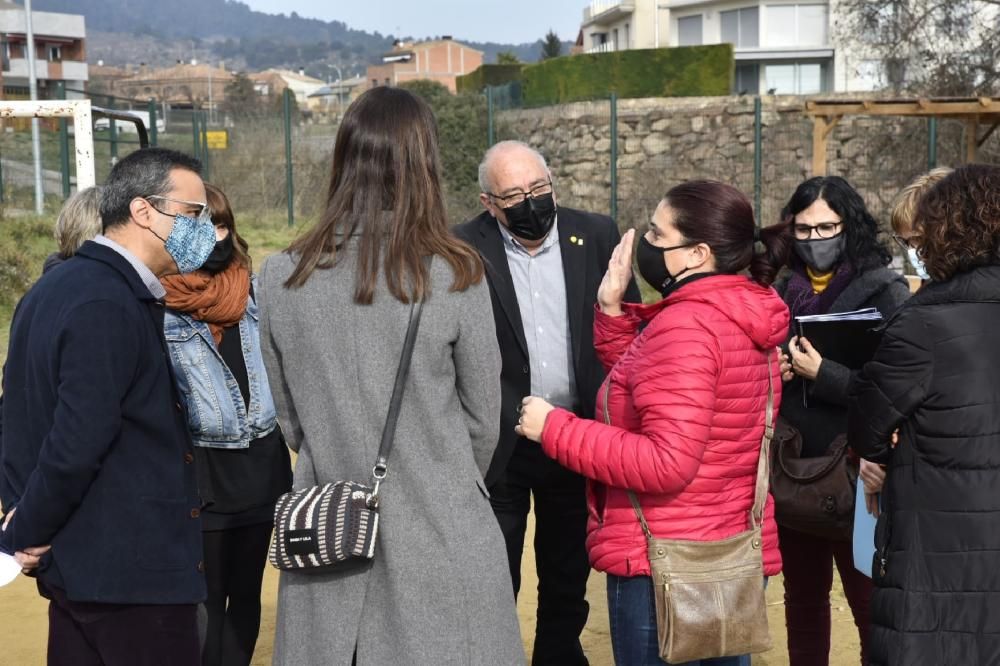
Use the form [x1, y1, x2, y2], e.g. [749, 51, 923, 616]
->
[44, 582, 199, 666]
[201, 522, 273, 666]
[491, 441, 590, 666]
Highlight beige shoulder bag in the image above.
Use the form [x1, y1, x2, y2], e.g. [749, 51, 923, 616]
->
[604, 353, 774, 663]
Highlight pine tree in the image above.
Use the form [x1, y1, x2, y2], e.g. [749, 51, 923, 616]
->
[541, 30, 562, 60]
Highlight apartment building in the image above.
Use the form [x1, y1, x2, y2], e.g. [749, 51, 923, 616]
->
[116, 62, 233, 110]
[579, 0, 881, 93]
[0, 0, 88, 97]
[367, 38, 483, 93]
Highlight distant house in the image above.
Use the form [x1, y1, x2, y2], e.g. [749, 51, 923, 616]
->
[578, 0, 882, 94]
[116, 61, 233, 110]
[250, 69, 326, 109]
[308, 75, 366, 115]
[367, 37, 483, 93]
[0, 0, 88, 98]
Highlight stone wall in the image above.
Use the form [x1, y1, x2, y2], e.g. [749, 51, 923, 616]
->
[496, 95, 958, 234]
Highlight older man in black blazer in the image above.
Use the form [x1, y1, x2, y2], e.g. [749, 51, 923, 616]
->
[454, 141, 640, 665]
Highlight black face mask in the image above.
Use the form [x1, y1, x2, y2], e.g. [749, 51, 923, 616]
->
[635, 234, 693, 296]
[501, 193, 557, 241]
[200, 234, 235, 275]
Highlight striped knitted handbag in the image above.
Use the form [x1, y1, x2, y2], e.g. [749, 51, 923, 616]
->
[269, 299, 423, 572]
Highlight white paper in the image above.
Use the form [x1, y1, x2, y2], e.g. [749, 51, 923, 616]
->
[0, 552, 22, 587]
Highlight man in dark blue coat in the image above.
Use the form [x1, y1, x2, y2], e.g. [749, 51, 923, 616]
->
[0, 147, 218, 665]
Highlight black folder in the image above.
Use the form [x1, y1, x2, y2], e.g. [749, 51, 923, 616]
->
[794, 308, 884, 406]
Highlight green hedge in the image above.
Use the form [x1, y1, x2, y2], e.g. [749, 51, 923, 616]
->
[521, 45, 733, 105]
[456, 64, 524, 94]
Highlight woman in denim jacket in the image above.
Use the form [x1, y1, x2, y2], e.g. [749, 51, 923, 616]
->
[162, 184, 292, 666]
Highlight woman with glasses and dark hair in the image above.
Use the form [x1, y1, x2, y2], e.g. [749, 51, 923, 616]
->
[160, 183, 292, 666]
[849, 164, 1000, 665]
[770, 176, 910, 666]
[518, 180, 789, 666]
[257, 86, 523, 665]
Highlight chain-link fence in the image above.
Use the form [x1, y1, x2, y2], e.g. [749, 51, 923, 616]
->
[4, 83, 1000, 247]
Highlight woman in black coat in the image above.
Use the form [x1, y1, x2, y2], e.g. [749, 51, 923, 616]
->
[771, 177, 911, 666]
[849, 164, 1000, 665]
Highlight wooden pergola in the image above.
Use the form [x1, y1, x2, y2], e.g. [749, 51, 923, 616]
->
[805, 97, 1000, 176]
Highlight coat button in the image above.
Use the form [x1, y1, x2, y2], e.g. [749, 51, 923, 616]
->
[197, 561, 204, 573]
[190, 508, 200, 518]
[184, 453, 194, 464]
[522, 365, 529, 374]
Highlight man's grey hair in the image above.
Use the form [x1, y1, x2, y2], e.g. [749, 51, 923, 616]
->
[55, 186, 103, 257]
[100, 147, 202, 232]
[477, 140, 551, 194]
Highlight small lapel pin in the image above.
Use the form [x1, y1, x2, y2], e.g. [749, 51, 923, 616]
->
[569, 235, 584, 246]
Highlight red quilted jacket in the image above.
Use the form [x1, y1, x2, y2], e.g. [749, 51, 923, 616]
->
[540, 274, 789, 577]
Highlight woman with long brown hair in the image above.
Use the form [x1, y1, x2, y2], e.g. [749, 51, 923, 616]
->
[258, 86, 523, 665]
[161, 183, 293, 666]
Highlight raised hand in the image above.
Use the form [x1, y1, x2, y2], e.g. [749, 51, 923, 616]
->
[597, 228, 635, 316]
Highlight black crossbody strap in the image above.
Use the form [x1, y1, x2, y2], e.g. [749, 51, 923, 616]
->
[368, 292, 425, 504]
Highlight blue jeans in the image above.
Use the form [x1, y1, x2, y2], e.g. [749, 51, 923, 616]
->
[606, 574, 758, 666]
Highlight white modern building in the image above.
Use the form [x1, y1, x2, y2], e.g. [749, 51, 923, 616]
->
[579, 0, 882, 93]
[0, 0, 88, 97]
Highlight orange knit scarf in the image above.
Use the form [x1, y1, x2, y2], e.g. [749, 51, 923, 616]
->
[161, 261, 250, 346]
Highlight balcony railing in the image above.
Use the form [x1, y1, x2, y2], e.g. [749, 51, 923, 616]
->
[583, 0, 636, 24]
[585, 42, 618, 54]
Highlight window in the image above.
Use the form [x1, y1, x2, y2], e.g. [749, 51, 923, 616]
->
[385, 78, 390, 86]
[371, 79, 378, 87]
[48, 45, 61, 62]
[765, 4, 828, 47]
[721, 7, 759, 48]
[764, 62, 827, 94]
[735, 63, 760, 93]
[677, 15, 703, 46]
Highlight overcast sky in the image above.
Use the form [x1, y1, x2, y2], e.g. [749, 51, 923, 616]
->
[242, 0, 584, 44]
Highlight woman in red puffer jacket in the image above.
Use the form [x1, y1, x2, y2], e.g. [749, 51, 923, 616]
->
[518, 181, 791, 666]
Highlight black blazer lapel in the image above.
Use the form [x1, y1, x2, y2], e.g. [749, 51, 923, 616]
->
[558, 213, 590, 370]
[477, 217, 530, 358]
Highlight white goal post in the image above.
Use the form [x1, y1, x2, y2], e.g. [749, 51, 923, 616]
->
[0, 99, 96, 189]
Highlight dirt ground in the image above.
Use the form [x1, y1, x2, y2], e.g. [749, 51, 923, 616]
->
[0, 511, 861, 665]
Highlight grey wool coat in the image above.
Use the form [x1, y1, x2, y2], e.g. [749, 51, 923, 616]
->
[258, 243, 524, 666]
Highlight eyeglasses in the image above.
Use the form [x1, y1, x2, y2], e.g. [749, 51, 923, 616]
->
[487, 181, 553, 209]
[793, 222, 843, 240]
[145, 195, 212, 224]
[891, 233, 921, 251]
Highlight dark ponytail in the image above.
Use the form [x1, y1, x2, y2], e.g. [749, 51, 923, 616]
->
[749, 221, 793, 286]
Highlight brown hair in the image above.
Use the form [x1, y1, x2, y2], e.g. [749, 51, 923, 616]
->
[914, 164, 1000, 281]
[890, 167, 953, 234]
[205, 183, 251, 270]
[283, 86, 483, 303]
[664, 180, 788, 286]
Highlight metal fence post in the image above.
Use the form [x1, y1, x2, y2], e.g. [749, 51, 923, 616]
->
[486, 86, 495, 147]
[609, 92, 618, 221]
[192, 110, 201, 162]
[0, 149, 5, 203]
[927, 117, 938, 169]
[283, 89, 295, 228]
[753, 96, 763, 224]
[200, 112, 211, 180]
[107, 95, 119, 163]
[57, 81, 71, 198]
[147, 98, 158, 147]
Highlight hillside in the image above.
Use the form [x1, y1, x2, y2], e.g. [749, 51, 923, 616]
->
[33, 0, 565, 74]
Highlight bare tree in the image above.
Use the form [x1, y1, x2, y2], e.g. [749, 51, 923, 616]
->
[835, 0, 1000, 95]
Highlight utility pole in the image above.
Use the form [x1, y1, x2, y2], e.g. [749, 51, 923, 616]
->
[25, 0, 44, 213]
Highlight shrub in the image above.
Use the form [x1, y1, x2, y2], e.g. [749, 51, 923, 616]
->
[521, 45, 733, 105]
[456, 64, 524, 94]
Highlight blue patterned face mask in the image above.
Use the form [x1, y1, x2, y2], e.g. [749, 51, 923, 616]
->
[162, 213, 217, 274]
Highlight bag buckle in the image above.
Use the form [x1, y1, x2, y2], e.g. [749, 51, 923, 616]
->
[368, 463, 388, 509]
